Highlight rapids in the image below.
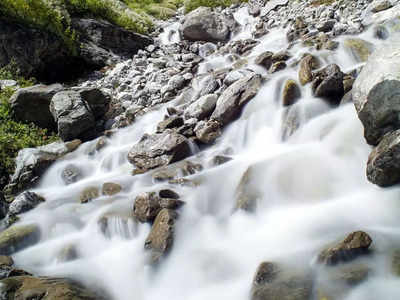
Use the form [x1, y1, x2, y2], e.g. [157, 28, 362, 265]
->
[10, 7, 400, 300]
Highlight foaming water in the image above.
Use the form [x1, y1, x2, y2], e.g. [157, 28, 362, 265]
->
[10, 9, 400, 300]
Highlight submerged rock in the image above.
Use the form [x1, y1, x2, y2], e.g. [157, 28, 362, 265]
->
[0, 224, 40, 255]
[353, 36, 400, 145]
[312, 64, 344, 105]
[298, 54, 318, 85]
[80, 187, 100, 203]
[102, 182, 122, 196]
[127, 130, 192, 171]
[282, 79, 301, 106]
[318, 231, 372, 265]
[61, 164, 82, 185]
[344, 38, 374, 62]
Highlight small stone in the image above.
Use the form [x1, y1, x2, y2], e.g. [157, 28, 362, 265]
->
[194, 120, 222, 144]
[282, 79, 301, 106]
[269, 61, 287, 73]
[80, 187, 99, 203]
[102, 182, 122, 196]
[298, 54, 318, 85]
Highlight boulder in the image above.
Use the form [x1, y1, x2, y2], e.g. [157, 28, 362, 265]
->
[235, 167, 258, 212]
[366, 130, 400, 186]
[260, 0, 289, 16]
[10, 84, 63, 129]
[0, 224, 40, 255]
[298, 54, 318, 85]
[61, 164, 82, 185]
[50, 91, 95, 141]
[184, 94, 218, 120]
[370, 0, 393, 12]
[156, 116, 184, 133]
[353, 36, 400, 145]
[194, 120, 222, 144]
[0, 276, 104, 300]
[4, 140, 81, 197]
[312, 64, 344, 105]
[102, 182, 122, 196]
[255, 51, 274, 69]
[0, 193, 8, 221]
[75, 87, 110, 119]
[344, 38, 374, 62]
[8, 191, 45, 216]
[152, 159, 203, 182]
[144, 209, 178, 262]
[127, 130, 192, 171]
[251, 262, 313, 300]
[80, 187, 99, 203]
[318, 231, 372, 265]
[248, 0, 266, 16]
[211, 74, 262, 125]
[282, 79, 301, 106]
[181, 7, 237, 42]
[269, 61, 287, 73]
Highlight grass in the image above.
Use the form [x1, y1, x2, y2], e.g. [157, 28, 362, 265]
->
[0, 62, 59, 180]
[183, 0, 245, 13]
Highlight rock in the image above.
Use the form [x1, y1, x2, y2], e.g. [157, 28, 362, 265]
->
[127, 130, 192, 171]
[318, 231, 372, 265]
[235, 167, 258, 212]
[260, 0, 289, 16]
[0, 276, 104, 299]
[211, 155, 232, 166]
[61, 164, 82, 185]
[269, 61, 287, 73]
[133, 192, 161, 223]
[10, 84, 63, 129]
[158, 189, 179, 199]
[184, 94, 218, 120]
[299, 55, 318, 85]
[255, 51, 274, 69]
[50, 90, 95, 141]
[5, 140, 81, 197]
[312, 64, 344, 105]
[353, 37, 400, 145]
[317, 20, 336, 32]
[251, 262, 313, 300]
[211, 74, 262, 125]
[101, 182, 122, 196]
[8, 191, 45, 216]
[344, 38, 374, 62]
[0, 224, 40, 255]
[57, 245, 79, 262]
[282, 79, 301, 106]
[152, 159, 203, 182]
[156, 116, 184, 133]
[0, 256, 13, 267]
[144, 209, 178, 262]
[181, 7, 236, 42]
[248, 0, 266, 16]
[80, 187, 99, 203]
[0, 193, 8, 221]
[391, 249, 400, 276]
[76, 87, 110, 119]
[370, 0, 393, 12]
[343, 75, 355, 94]
[366, 130, 400, 187]
[194, 120, 222, 144]
[340, 91, 353, 106]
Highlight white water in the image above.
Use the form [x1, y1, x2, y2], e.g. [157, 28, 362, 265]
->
[11, 8, 400, 300]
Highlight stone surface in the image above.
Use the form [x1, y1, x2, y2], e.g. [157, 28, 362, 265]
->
[8, 191, 45, 216]
[0, 224, 40, 255]
[61, 164, 82, 185]
[353, 36, 400, 145]
[80, 187, 99, 203]
[282, 79, 301, 106]
[299, 55, 318, 85]
[102, 182, 122, 196]
[211, 74, 262, 125]
[10, 84, 63, 129]
[344, 38, 374, 62]
[127, 130, 192, 171]
[318, 231, 372, 265]
[194, 120, 222, 144]
[312, 64, 344, 105]
[184, 94, 218, 120]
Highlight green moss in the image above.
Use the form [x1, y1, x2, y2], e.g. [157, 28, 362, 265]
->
[183, 0, 246, 13]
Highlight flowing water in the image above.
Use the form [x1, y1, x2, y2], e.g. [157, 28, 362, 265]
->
[11, 8, 400, 300]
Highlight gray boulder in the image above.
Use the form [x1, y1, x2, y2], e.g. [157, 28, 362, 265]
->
[367, 130, 400, 186]
[184, 94, 218, 120]
[61, 164, 82, 185]
[8, 191, 45, 216]
[353, 36, 400, 145]
[127, 130, 192, 171]
[312, 64, 344, 105]
[10, 84, 63, 129]
[0, 224, 40, 255]
[181, 7, 236, 42]
[211, 74, 262, 125]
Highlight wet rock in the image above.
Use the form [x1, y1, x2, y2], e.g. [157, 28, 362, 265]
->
[370, 0, 393, 12]
[144, 208, 178, 262]
[152, 159, 203, 182]
[133, 192, 161, 223]
[312, 64, 344, 105]
[0, 256, 13, 267]
[5, 140, 81, 197]
[0, 224, 40, 255]
[235, 167, 258, 212]
[102, 182, 122, 196]
[194, 120, 222, 144]
[211, 74, 262, 125]
[343, 75, 355, 94]
[344, 38, 374, 62]
[391, 249, 400, 276]
[317, 20, 336, 32]
[366, 130, 400, 187]
[50, 90, 95, 141]
[8, 191, 45, 216]
[156, 116, 184, 133]
[57, 245, 79, 262]
[181, 7, 236, 42]
[298, 54, 318, 85]
[270, 61, 287, 73]
[80, 187, 99, 203]
[184, 94, 218, 120]
[251, 262, 313, 300]
[318, 231, 372, 265]
[76, 87, 110, 119]
[61, 164, 82, 185]
[255, 51, 274, 69]
[260, 0, 289, 16]
[127, 130, 192, 171]
[0, 276, 104, 299]
[248, 0, 266, 16]
[340, 91, 353, 106]
[158, 189, 179, 199]
[282, 79, 301, 106]
[211, 155, 233, 166]
[0, 193, 8, 221]
[10, 84, 63, 129]
[353, 36, 400, 145]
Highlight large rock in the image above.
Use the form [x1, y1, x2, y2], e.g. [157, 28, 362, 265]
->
[7, 191, 45, 217]
[282, 79, 301, 106]
[0, 224, 40, 255]
[181, 7, 236, 42]
[251, 262, 313, 300]
[211, 74, 262, 125]
[10, 84, 63, 129]
[344, 38, 374, 63]
[50, 91, 95, 141]
[298, 54, 318, 85]
[353, 36, 400, 145]
[4, 140, 81, 197]
[312, 64, 344, 105]
[0, 276, 104, 300]
[318, 231, 372, 265]
[366, 130, 400, 186]
[184, 94, 218, 120]
[144, 209, 178, 262]
[127, 130, 192, 171]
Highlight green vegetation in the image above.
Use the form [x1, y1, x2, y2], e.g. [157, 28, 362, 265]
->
[0, 62, 58, 178]
[183, 0, 245, 13]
